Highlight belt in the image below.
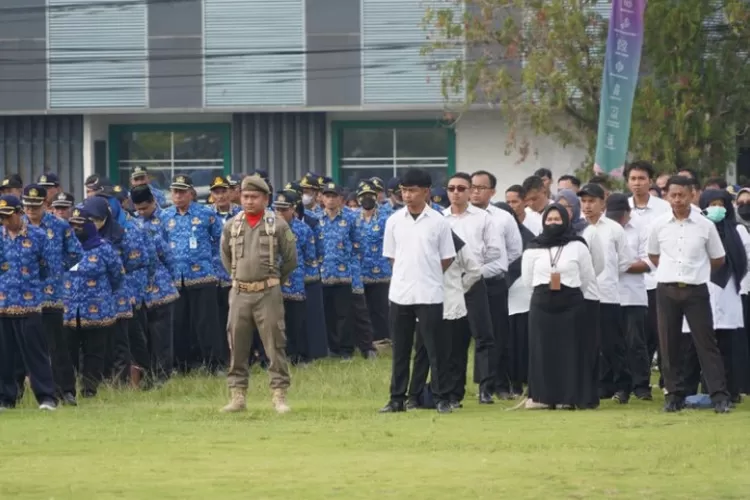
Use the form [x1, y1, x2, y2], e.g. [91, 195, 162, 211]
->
[662, 282, 700, 288]
[233, 277, 280, 293]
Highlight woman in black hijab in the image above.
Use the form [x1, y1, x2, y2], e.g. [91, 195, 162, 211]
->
[683, 189, 750, 401]
[521, 204, 596, 409]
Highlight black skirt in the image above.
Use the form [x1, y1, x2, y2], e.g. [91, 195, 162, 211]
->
[527, 285, 590, 407]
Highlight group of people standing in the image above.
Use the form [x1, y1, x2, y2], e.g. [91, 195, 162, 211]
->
[1, 159, 746, 416]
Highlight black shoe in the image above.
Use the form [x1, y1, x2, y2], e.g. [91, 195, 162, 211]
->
[405, 399, 421, 410]
[449, 400, 463, 410]
[663, 399, 684, 413]
[436, 401, 453, 414]
[714, 400, 732, 414]
[81, 389, 97, 399]
[495, 390, 514, 401]
[634, 389, 653, 401]
[61, 392, 78, 406]
[478, 391, 495, 404]
[612, 391, 630, 404]
[379, 401, 406, 413]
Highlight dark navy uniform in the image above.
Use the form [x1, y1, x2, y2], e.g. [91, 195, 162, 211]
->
[0, 195, 57, 410]
[162, 174, 224, 373]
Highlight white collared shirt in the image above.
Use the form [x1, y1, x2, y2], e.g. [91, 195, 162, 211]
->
[581, 225, 605, 301]
[647, 210, 726, 285]
[618, 221, 649, 307]
[584, 216, 634, 304]
[443, 240, 482, 319]
[485, 204, 524, 263]
[522, 208, 544, 236]
[628, 194, 671, 290]
[443, 204, 507, 278]
[521, 240, 596, 290]
[383, 205, 456, 305]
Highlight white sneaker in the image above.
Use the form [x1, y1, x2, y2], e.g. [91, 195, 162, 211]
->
[39, 400, 57, 411]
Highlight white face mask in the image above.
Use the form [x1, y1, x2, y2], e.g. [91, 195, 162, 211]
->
[302, 194, 314, 206]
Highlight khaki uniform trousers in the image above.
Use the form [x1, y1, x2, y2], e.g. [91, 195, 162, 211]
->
[227, 285, 291, 390]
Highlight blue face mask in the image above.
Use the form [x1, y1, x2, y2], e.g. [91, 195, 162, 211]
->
[705, 205, 727, 223]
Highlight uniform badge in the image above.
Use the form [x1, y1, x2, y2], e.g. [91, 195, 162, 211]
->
[339, 219, 347, 227]
[113, 186, 122, 193]
[129, 250, 141, 260]
[22, 239, 32, 248]
[168, 219, 176, 229]
[319, 220, 325, 227]
[353, 242, 360, 248]
[191, 264, 201, 272]
[87, 280, 96, 287]
[152, 218, 160, 225]
[338, 264, 346, 272]
[88, 255, 98, 263]
[373, 267, 380, 274]
[319, 233, 324, 240]
[23, 292, 33, 300]
[337, 242, 343, 250]
[64, 229, 71, 238]
[170, 242, 176, 248]
[373, 225, 380, 232]
[371, 245, 378, 252]
[0, 180, 6, 187]
[191, 217, 201, 225]
[47, 229, 54, 240]
[0, 262, 8, 271]
[29, 188, 39, 198]
[64, 281, 71, 289]
[176, 176, 186, 184]
[20, 267, 28, 275]
[39, 175, 47, 183]
[44, 285, 53, 294]
[213, 176, 224, 186]
[152, 286, 159, 293]
[88, 305, 98, 314]
[118, 297, 126, 305]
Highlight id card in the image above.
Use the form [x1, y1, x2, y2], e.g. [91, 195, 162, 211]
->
[189, 236, 198, 249]
[549, 271, 561, 291]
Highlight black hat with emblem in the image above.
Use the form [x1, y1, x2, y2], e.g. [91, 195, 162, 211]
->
[170, 174, 193, 190]
[22, 184, 47, 207]
[130, 166, 150, 181]
[356, 180, 377, 197]
[0, 195, 22, 216]
[1, 174, 23, 191]
[321, 181, 342, 196]
[37, 172, 60, 187]
[300, 172, 323, 190]
[51, 192, 75, 209]
[210, 175, 230, 190]
[112, 185, 129, 202]
[273, 191, 299, 210]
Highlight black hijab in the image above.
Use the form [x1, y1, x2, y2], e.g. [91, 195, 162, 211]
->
[527, 203, 588, 250]
[699, 189, 747, 291]
[83, 196, 125, 247]
[495, 202, 536, 287]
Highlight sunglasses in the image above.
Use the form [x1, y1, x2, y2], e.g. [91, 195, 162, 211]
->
[447, 185, 468, 193]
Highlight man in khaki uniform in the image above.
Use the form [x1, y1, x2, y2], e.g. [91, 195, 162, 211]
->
[220, 175, 298, 413]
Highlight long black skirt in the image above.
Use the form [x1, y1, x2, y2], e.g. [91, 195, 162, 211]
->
[304, 282, 329, 360]
[507, 312, 529, 394]
[527, 286, 590, 407]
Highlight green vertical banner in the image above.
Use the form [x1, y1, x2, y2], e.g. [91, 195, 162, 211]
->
[594, 0, 646, 176]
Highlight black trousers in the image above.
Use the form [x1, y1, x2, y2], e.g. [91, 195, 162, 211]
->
[389, 302, 449, 403]
[621, 305, 650, 394]
[129, 306, 151, 371]
[174, 284, 221, 372]
[407, 323, 431, 402]
[284, 299, 308, 363]
[656, 283, 728, 403]
[347, 292, 374, 355]
[599, 303, 632, 396]
[646, 288, 664, 388]
[42, 308, 75, 396]
[108, 317, 132, 382]
[323, 284, 353, 357]
[485, 277, 510, 392]
[464, 279, 495, 393]
[507, 312, 529, 395]
[65, 321, 110, 396]
[217, 285, 231, 365]
[446, 317, 472, 402]
[0, 314, 56, 406]
[146, 302, 174, 383]
[364, 283, 390, 341]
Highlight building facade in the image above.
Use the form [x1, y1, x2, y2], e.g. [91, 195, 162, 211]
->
[0, 0, 587, 200]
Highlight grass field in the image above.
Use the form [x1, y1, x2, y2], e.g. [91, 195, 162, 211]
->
[1, 355, 749, 499]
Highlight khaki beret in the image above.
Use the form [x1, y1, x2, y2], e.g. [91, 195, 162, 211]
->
[241, 175, 270, 194]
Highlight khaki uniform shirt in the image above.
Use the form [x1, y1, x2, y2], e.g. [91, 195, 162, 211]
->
[220, 210, 298, 284]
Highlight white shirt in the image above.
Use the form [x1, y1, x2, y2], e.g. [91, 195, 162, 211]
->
[443, 240, 482, 319]
[618, 221, 650, 307]
[581, 225, 605, 301]
[443, 204, 506, 277]
[647, 211, 726, 285]
[522, 208, 544, 236]
[585, 216, 635, 304]
[485, 204, 524, 264]
[739, 225, 750, 294]
[508, 277, 532, 316]
[521, 241, 596, 291]
[383, 205, 456, 305]
[629, 194, 671, 290]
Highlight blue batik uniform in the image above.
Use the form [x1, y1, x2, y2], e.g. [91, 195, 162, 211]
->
[282, 218, 315, 301]
[302, 217, 321, 285]
[209, 204, 241, 287]
[137, 218, 180, 309]
[123, 215, 157, 309]
[0, 224, 51, 316]
[354, 209, 392, 284]
[149, 184, 167, 208]
[162, 202, 223, 288]
[316, 209, 359, 285]
[63, 242, 124, 328]
[25, 212, 82, 310]
[304, 208, 318, 220]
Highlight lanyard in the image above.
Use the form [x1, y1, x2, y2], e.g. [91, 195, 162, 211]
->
[548, 246, 564, 269]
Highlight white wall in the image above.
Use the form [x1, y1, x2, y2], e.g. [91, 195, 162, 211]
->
[455, 110, 588, 196]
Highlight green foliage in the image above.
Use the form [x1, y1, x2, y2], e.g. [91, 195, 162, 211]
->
[424, 0, 750, 177]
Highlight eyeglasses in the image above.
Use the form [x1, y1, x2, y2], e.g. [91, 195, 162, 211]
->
[447, 185, 468, 193]
[470, 185, 491, 192]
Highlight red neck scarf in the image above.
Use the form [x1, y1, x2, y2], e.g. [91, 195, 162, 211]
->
[245, 211, 262, 228]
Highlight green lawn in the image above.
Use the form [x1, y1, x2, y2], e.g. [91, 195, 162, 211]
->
[1, 356, 749, 499]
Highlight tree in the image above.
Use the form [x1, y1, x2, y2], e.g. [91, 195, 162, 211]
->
[424, 0, 750, 177]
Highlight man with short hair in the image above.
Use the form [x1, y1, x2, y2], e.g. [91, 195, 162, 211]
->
[533, 168, 553, 196]
[648, 175, 731, 413]
[380, 168, 456, 414]
[557, 174, 581, 193]
[221, 175, 297, 414]
[522, 175, 550, 215]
